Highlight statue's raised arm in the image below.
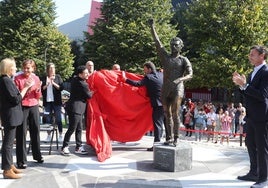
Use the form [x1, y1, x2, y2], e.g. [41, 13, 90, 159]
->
[148, 18, 163, 53]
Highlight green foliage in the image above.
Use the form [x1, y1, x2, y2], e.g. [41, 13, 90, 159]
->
[174, 0, 268, 89]
[71, 41, 89, 70]
[83, 0, 177, 73]
[37, 27, 74, 80]
[0, 0, 74, 80]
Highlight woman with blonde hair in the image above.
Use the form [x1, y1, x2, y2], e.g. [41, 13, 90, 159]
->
[0, 58, 33, 179]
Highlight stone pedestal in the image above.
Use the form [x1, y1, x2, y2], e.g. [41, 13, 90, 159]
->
[153, 141, 192, 172]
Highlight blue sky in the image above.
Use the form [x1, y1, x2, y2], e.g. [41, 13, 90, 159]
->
[0, 0, 94, 26]
[54, 0, 93, 26]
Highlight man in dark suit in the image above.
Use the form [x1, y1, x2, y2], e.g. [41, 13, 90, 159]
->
[123, 61, 164, 151]
[61, 65, 93, 155]
[233, 45, 268, 188]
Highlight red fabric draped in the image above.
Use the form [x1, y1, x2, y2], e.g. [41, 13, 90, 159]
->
[86, 70, 153, 162]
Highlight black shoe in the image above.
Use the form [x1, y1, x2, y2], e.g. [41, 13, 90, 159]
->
[36, 157, 44, 163]
[164, 140, 172, 145]
[173, 139, 178, 147]
[237, 173, 258, 182]
[147, 147, 153, 151]
[17, 163, 27, 169]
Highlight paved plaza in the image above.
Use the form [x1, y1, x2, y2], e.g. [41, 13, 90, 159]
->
[0, 129, 254, 188]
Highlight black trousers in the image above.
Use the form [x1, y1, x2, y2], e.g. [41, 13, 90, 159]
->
[17, 105, 42, 165]
[62, 113, 83, 149]
[1, 125, 16, 170]
[152, 106, 164, 142]
[245, 118, 268, 182]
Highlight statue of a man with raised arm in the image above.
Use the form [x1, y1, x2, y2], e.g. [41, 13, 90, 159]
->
[148, 19, 193, 146]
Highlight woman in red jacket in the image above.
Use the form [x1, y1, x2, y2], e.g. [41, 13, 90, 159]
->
[15, 59, 43, 169]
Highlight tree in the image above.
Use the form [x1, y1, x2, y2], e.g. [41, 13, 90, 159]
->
[0, 0, 74, 80]
[71, 41, 89, 70]
[83, 0, 177, 73]
[174, 0, 268, 90]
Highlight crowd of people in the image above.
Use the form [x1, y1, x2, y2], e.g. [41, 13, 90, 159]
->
[181, 99, 246, 145]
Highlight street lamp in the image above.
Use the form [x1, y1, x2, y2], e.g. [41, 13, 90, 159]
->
[44, 46, 48, 63]
[44, 42, 54, 63]
[44, 42, 54, 72]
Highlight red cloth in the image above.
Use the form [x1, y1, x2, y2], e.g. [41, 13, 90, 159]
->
[86, 70, 153, 162]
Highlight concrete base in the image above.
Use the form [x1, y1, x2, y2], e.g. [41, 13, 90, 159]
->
[153, 141, 192, 172]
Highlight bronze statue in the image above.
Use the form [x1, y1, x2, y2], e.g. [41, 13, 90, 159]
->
[148, 19, 193, 146]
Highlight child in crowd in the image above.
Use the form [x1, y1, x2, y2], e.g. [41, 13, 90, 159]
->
[194, 108, 207, 141]
[220, 110, 232, 145]
[214, 108, 224, 143]
[239, 107, 246, 137]
[184, 107, 193, 137]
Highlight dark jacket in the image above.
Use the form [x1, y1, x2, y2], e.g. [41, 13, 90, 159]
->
[0, 75, 23, 127]
[41, 74, 64, 106]
[243, 64, 268, 123]
[126, 71, 163, 107]
[66, 76, 93, 115]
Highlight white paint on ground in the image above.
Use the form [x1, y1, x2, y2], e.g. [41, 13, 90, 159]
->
[193, 147, 229, 161]
[179, 173, 253, 187]
[52, 171, 74, 188]
[0, 179, 15, 187]
[220, 160, 249, 174]
[64, 156, 137, 177]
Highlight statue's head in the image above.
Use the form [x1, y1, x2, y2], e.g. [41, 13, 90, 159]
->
[170, 37, 184, 53]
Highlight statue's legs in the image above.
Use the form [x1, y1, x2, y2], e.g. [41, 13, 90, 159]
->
[163, 96, 182, 146]
[163, 99, 173, 144]
[171, 97, 182, 146]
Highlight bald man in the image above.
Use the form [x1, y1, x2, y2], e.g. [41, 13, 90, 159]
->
[86, 61, 94, 75]
[112, 64, 120, 71]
